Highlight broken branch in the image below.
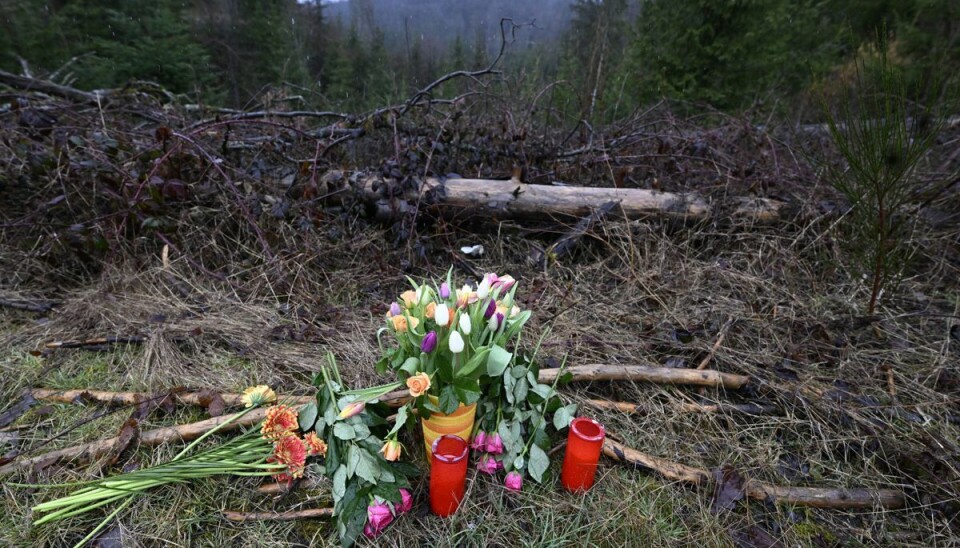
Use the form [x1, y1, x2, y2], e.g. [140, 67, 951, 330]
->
[222, 508, 333, 521]
[537, 364, 749, 390]
[602, 439, 905, 509]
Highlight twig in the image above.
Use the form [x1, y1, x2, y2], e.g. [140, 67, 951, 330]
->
[537, 364, 749, 390]
[697, 320, 732, 370]
[45, 336, 145, 349]
[0, 298, 57, 313]
[602, 439, 905, 509]
[222, 508, 333, 521]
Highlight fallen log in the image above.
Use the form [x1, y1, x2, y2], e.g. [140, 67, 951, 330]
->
[343, 173, 792, 224]
[29, 388, 314, 408]
[602, 439, 905, 509]
[223, 508, 333, 521]
[0, 68, 107, 104]
[584, 399, 779, 416]
[538, 365, 749, 390]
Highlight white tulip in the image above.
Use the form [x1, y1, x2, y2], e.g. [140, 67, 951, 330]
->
[487, 315, 499, 332]
[459, 313, 472, 335]
[476, 278, 491, 300]
[449, 331, 464, 353]
[435, 303, 450, 327]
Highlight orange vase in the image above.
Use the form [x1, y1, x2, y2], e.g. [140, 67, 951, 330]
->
[421, 395, 476, 462]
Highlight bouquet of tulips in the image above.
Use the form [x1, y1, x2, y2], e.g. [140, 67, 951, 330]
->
[376, 270, 531, 419]
[373, 269, 575, 491]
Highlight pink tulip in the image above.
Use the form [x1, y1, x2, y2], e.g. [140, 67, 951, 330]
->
[485, 433, 504, 455]
[363, 500, 395, 538]
[338, 400, 365, 419]
[505, 471, 523, 491]
[440, 282, 450, 299]
[471, 430, 487, 451]
[494, 275, 516, 292]
[398, 488, 414, 513]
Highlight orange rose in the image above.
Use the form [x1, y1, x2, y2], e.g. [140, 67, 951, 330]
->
[406, 372, 431, 398]
[424, 301, 436, 319]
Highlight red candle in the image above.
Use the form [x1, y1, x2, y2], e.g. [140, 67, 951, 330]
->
[561, 417, 605, 492]
[429, 434, 469, 517]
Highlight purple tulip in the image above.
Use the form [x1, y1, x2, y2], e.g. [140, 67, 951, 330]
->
[421, 331, 438, 353]
[440, 282, 450, 299]
[363, 500, 395, 538]
[485, 433, 504, 455]
[389, 302, 402, 317]
[484, 299, 497, 319]
[471, 430, 487, 451]
[505, 471, 523, 491]
[398, 488, 414, 513]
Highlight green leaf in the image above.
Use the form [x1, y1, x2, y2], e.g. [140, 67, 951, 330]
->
[355, 448, 380, 484]
[352, 422, 371, 440]
[553, 403, 576, 431]
[332, 464, 347, 501]
[513, 377, 529, 403]
[498, 420, 515, 447]
[503, 371, 516, 404]
[371, 482, 402, 503]
[486, 344, 513, 377]
[439, 385, 460, 414]
[386, 405, 409, 437]
[528, 444, 550, 483]
[511, 365, 527, 379]
[298, 403, 318, 432]
[400, 357, 420, 376]
[326, 435, 341, 472]
[456, 347, 489, 379]
[346, 445, 361, 479]
[514, 454, 525, 471]
[334, 423, 357, 441]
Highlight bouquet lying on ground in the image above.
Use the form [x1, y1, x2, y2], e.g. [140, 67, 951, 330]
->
[368, 270, 576, 489]
[23, 355, 415, 548]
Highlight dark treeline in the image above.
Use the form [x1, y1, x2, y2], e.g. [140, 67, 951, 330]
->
[1, 0, 957, 122]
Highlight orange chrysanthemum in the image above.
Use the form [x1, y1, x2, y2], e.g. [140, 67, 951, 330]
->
[261, 404, 299, 440]
[303, 432, 328, 457]
[270, 434, 307, 483]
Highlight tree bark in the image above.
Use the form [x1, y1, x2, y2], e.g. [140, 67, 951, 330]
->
[346, 174, 791, 223]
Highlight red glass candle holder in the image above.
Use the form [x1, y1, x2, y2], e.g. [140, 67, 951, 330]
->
[429, 434, 469, 517]
[561, 417, 605, 492]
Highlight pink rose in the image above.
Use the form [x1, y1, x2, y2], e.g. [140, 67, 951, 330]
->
[398, 488, 414, 513]
[477, 453, 503, 475]
[485, 433, 504, 455]
[362, 500, 395, 538]
[505, 471, 523, 491]
[471, 430, 487, 451]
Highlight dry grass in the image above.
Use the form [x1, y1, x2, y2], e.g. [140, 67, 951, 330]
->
[1, 204, 959, 546]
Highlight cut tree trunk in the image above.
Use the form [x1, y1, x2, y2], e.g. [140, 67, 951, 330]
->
[340, 173, 792, 224]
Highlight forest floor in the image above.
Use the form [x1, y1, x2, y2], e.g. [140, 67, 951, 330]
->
[2, 78, 960, 546]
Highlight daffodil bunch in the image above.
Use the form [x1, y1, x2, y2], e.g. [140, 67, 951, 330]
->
[377, 270, 532, 416]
